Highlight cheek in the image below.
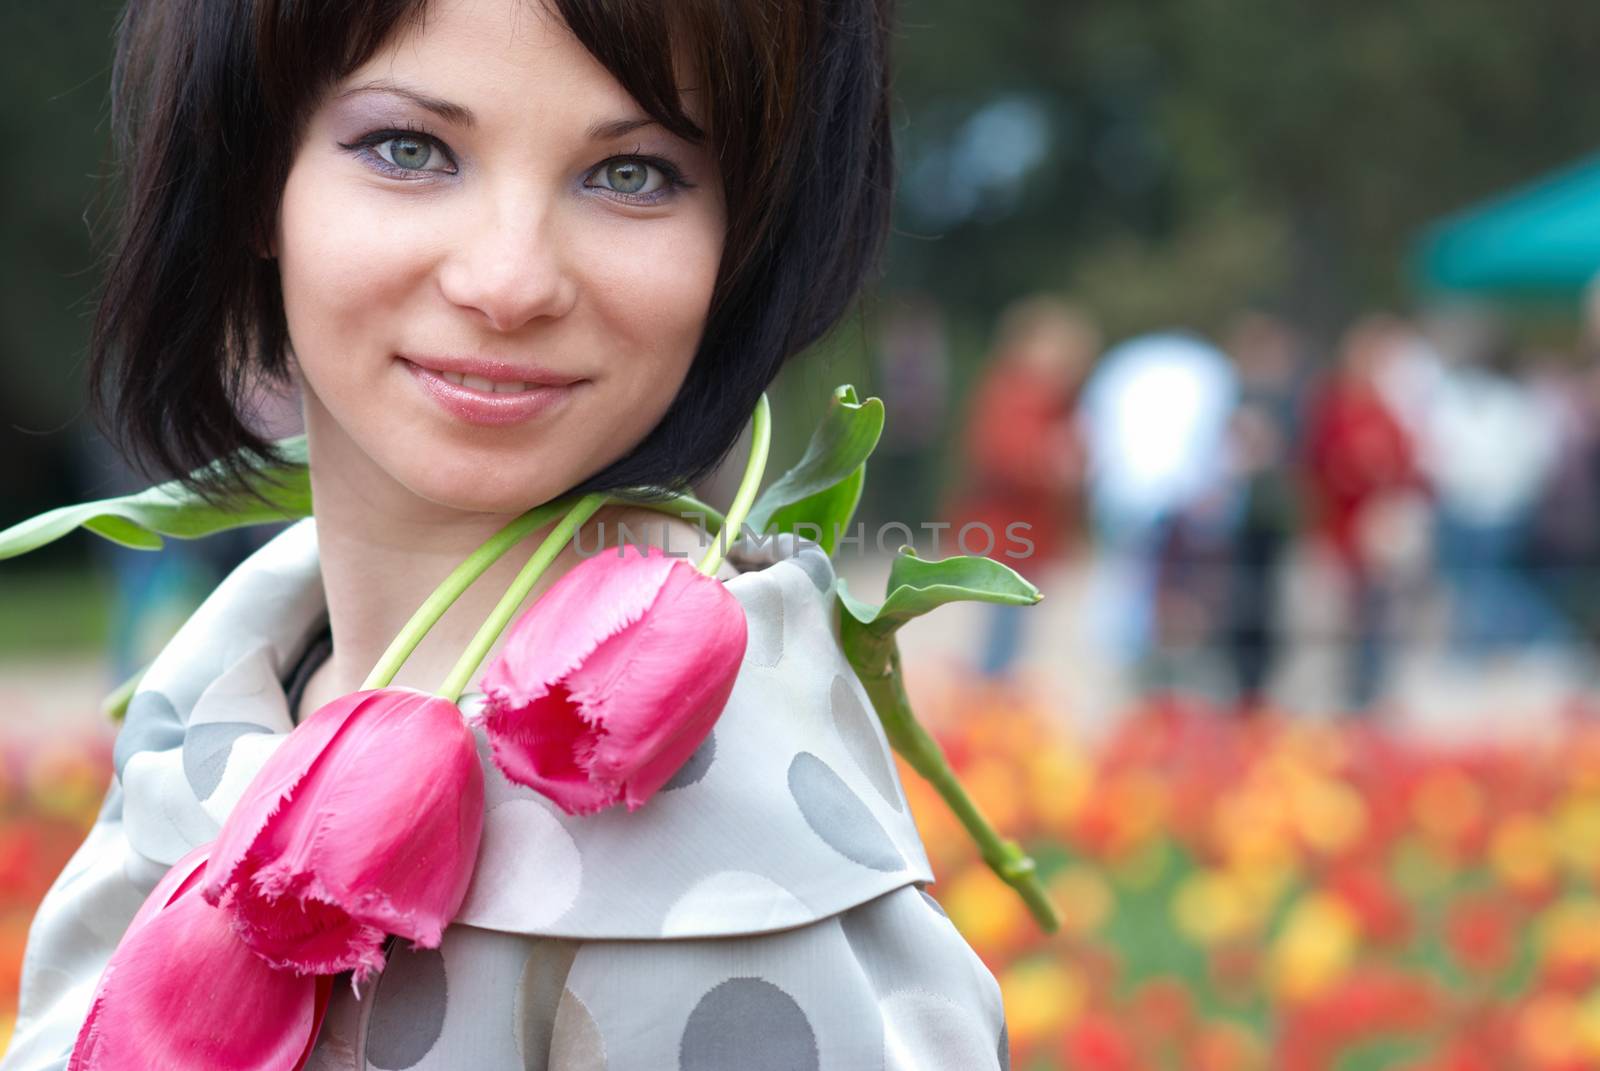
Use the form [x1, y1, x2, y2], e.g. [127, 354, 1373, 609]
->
[580, 211, 724, 398]
[275, 163, 431, 383]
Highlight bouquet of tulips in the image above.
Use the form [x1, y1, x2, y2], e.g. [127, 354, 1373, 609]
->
[0, 385, 1056, 1069]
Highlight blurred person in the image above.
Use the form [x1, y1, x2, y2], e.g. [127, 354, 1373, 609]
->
[946, 295, 1097, 680]
[1080, 331, 1238, 675]
[1420, 326, 1566, 657]
[868, 291, 950, 530]
[1300, 316, 1429, 711]
[1219, 313, 1307, 711]
[1526, 353, 1600, 654]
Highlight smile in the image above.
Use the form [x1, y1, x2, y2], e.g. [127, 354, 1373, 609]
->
[436, 371, 545, 394]
[400, 356, 582, 428]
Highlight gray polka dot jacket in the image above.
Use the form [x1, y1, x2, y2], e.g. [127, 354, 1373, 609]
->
[1, 521, 1010, 1070]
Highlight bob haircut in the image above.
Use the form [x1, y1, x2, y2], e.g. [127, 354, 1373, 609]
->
[93, 0, 895, 499]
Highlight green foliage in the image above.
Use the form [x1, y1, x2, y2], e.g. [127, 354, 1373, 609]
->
[839, 547, 1041, 638]
[0, 439, 312, 560]
[747, 384, 884, 553]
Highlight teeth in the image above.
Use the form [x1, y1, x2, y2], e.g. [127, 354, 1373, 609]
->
[429, 366, 542, 393]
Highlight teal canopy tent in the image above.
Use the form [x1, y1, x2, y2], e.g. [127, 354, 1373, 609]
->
[1415, 152, 1600, 297]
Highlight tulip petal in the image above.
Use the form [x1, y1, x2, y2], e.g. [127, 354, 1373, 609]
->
[204, 689, 485, 979]
[71, 846, 328, 1071]
[480, 546, 748, 815]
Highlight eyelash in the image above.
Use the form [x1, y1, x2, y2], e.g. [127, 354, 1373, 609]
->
[336, 126, 694, 206]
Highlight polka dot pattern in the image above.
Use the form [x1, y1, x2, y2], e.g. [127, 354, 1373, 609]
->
[787, 752, 905, 872]
[881, 990, 999, 1071]
[789, 549, 833, 594]
[679, 979, 819, 1071]
[514, 941, 578, 1068]
[114, 690, 185, 778]
[660, 730, 716, 792]
[457, 800, 582, 930]
[550, 989, 607, 1069]
[364, 946, 448, 1070]
[182, 721, 271, 801]
[661, 871, 813, 937]
[829, 674, 903, 811]
[737, 579, 784, 667]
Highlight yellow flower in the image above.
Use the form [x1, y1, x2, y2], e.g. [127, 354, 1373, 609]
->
[1288, 777, 1367, 857]
[1554, 796, 1600, 877]
[1519, 993, 1584, 1068]
[1490, 813, 1557, 891]
[1268, 893, 1359, 1001]
[1173, 870, 1254, 946]
[1536, 898, 1600, 971]
[1028, 747, 1092, 832]
[999, 959, 1087, 1046]
[1578, 987, 1600, 1061]
[1050, 865, 1114, 938]
[942, 864, 1032, 953]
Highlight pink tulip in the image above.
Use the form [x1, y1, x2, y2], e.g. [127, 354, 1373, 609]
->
[202, 689, 484, 981]
[479, 544, 748, 815]
[71, 846, 331, 1071]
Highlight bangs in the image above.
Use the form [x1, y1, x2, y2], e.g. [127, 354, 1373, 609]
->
[97, 0, 892, 499]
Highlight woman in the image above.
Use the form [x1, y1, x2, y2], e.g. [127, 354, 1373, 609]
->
[2, 0, 1008, 1067]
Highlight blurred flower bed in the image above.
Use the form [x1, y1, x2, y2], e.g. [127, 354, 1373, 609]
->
[0, 733, 111, 1047]
[904, 692, 1600, 1071]
[3, 698, 1600, 1069]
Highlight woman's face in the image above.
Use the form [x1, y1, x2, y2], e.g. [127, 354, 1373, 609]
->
[276, 0, 725, 515]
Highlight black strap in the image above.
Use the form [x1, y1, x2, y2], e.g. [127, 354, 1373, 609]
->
[282, 623, 334, 725]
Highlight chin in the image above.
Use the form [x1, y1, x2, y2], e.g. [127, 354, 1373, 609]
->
[387, 448, 575, 517]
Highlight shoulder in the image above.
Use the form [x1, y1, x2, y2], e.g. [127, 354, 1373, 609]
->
[453, 538, 935, 940]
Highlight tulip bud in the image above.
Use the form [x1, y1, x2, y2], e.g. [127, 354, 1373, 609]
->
[202, 689, 484, 981]
[479, 545, 747, 815]
[72, 846, 331, 1071]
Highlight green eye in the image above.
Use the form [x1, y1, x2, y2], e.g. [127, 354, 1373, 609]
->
[605, 160, 649, 194]
[587, 157, 682, 200]
[374, 134, 453, 173]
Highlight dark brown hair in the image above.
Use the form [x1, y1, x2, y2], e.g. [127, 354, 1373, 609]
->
[94, 0, 895, 498]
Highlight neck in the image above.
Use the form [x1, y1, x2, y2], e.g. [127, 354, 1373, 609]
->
[308, 460, 553, 701]
[299, 424, 718, 710]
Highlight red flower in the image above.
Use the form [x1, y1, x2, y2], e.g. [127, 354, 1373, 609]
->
[203, 689, 484, 981]
[478, 545, 747, 815]
[72, 846, 331, 1070]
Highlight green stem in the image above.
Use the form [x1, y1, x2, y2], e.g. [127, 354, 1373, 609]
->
[853, 631, 1060, 933]
[103, 664, 146, 722]
[437, 493, 609, 702]
[362, 498, 575, 690]
[696, 393, 771, 577]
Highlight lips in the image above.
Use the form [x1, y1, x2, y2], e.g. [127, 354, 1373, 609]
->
[399, 356, 582, 428]
[436, 370, 545, 394]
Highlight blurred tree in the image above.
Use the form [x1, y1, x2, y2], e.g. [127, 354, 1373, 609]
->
[7, 0, 1600, 528]
[887, 0, 1600, 341]
[0, 0, 121, 532]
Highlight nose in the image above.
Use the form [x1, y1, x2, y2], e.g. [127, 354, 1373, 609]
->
[436, 200, 579, 334]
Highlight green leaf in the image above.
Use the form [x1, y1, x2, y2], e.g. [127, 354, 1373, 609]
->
[0, 438, 313, 560]
[763, 466, 865, 556]
[839, 547, 1042, 634]
[747, 384, 883, 548]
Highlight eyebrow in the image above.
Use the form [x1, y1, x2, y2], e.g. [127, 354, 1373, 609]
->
[337, 82, 663, 142]
[585, 116, 661, 141]
[339, 82, 476, 127]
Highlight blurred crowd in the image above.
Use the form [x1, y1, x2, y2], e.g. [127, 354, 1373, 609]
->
[885, 283, 1600, 714]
